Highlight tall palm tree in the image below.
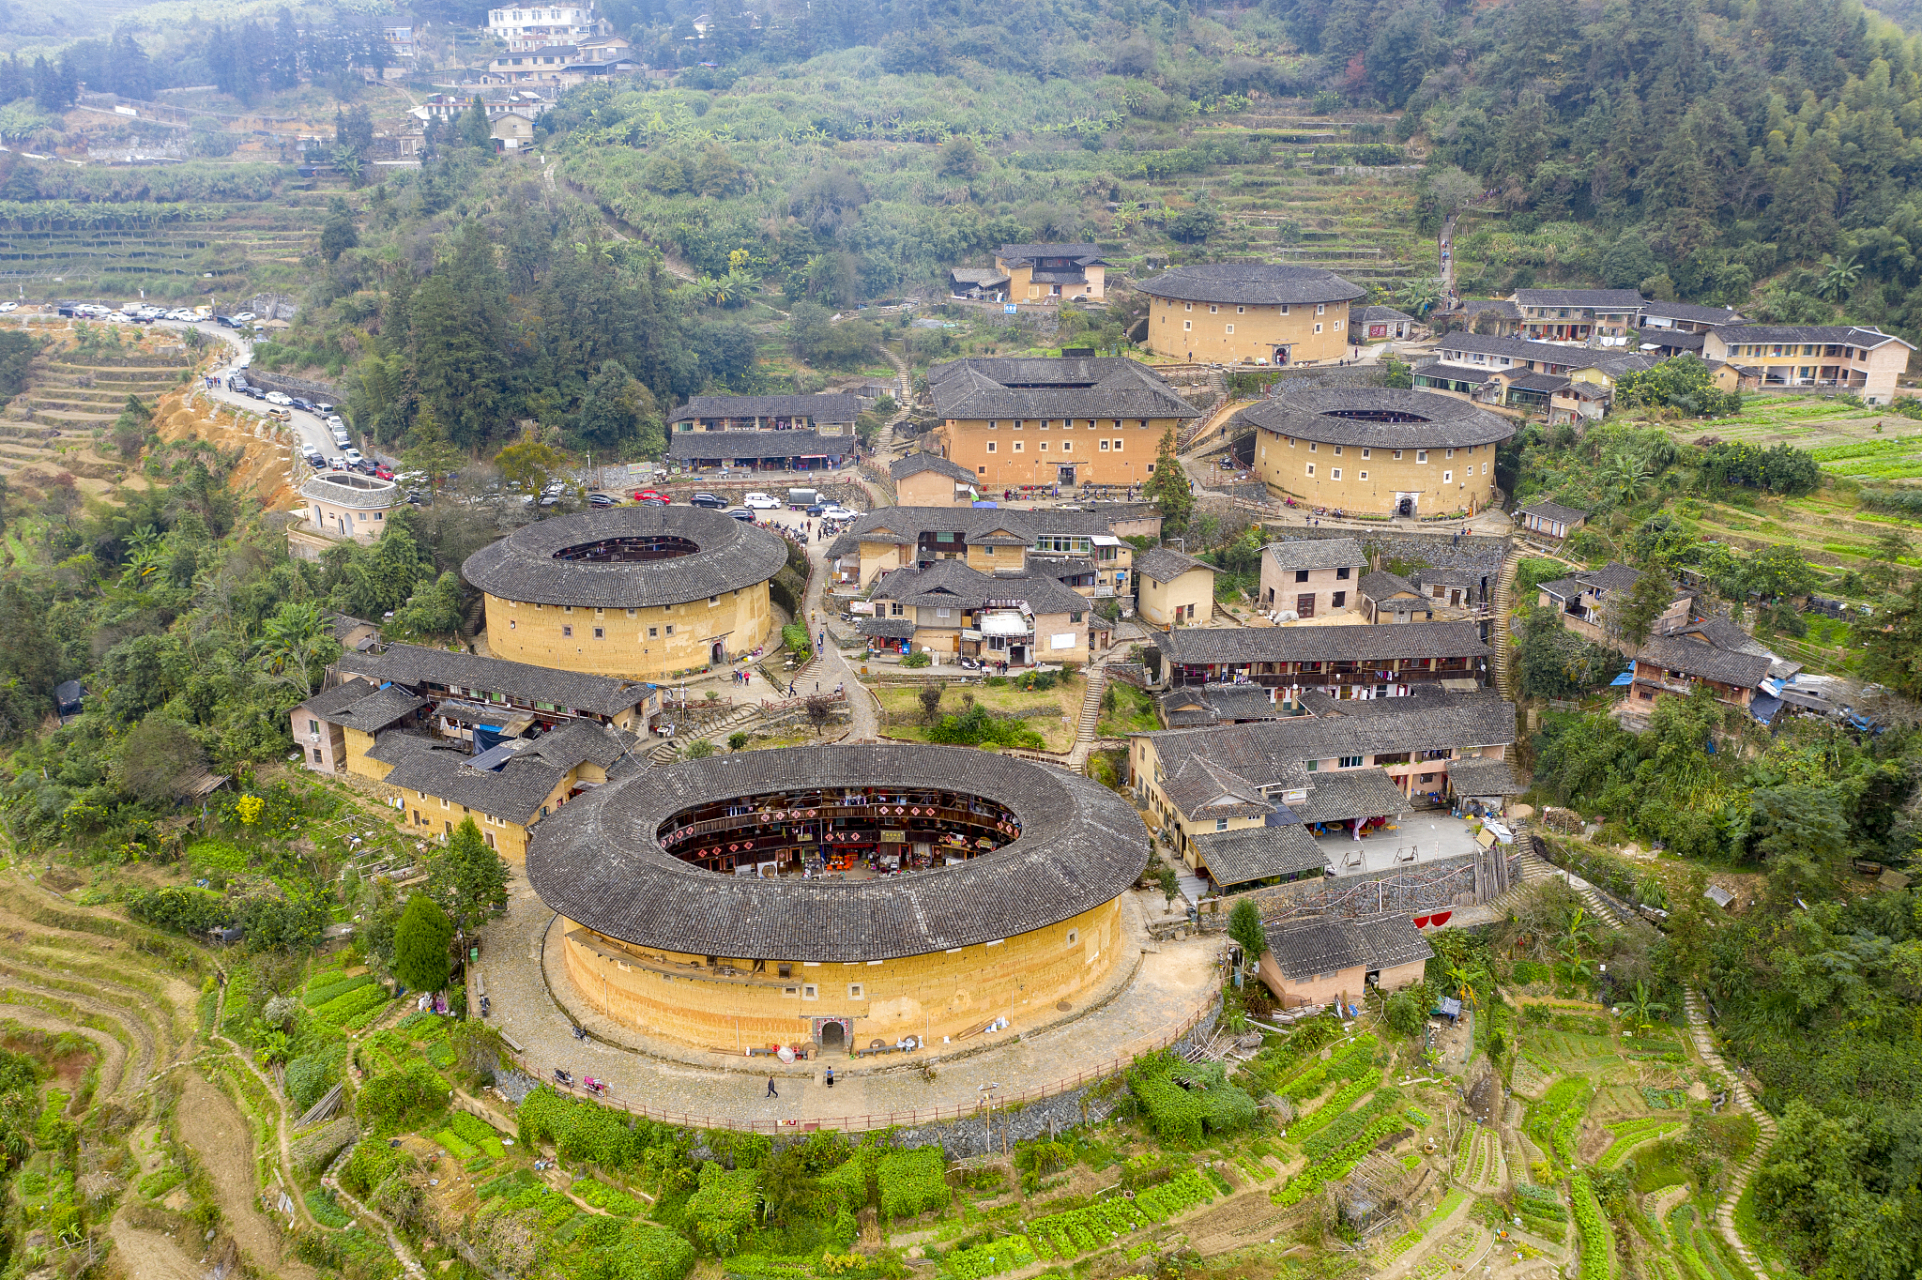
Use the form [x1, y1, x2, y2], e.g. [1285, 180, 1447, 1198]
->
[1625, 980, 1670, 1029]
[1818, 254, 1862, 302]
[258, 602, 331, 698]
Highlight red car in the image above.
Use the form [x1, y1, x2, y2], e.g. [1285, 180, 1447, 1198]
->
[632, 489, 672, 504]
[374, 466, 395, 480]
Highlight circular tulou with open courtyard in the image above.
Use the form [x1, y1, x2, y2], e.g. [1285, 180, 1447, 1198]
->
[461, 505, 789, 681]
[525, 743, 1151, 1054]
[1246, 387, 1516, 517]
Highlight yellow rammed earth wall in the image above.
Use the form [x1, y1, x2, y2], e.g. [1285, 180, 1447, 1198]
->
[1146, 297, 1352, 364]
[482, 584, 774, 681]
[1252, 427, 1502, 516]
[560, 896, 1126, 1050]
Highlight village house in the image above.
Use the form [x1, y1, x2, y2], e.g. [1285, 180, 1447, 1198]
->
[890, 452, 980, 507]
[293, 472, 401, 553]
[1356, 305, 1415, 341]
[827, 506, 1137, 596]
[1414, 334, 1658, 422]
[1512, 288, 1644, 343]
[1129, 691, 1518, 886]
[337, 643, 658, 739]
[291, 679, 428, 775]
[1132, 262, 1366, 366]
[1636, 301, 1746, 357]
[949, 267, 1011, 301]
[486, 1, 609, 49]
[1258, 538, 1367, 621]
[665, 393, 861, 471]
[1536, 562, 1692, 653]
[1357, 570, 1436, 624]
[1157, 684, 1296, 728]
[1134, 548, 1217, 626]
[1447, 299, 1523, 337]
[990, 244, 1107, 303]
[860, 559, 1098, 667]
[928, 356, 1198, 489]
[1625, 634, 1772, 721]
[1153, 620, 1491, 695]
[489, 110, 537, 150]
[1257, 914, 1433, 1009]
[1516, 499, 1589, 545]
[1701, 325, 1915, 404]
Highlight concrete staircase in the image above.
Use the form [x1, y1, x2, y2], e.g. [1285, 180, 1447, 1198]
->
[1685, 990, 1777, 1276]
[1491, 548, 1521, 701]
[1074, 666, 1110, 745]
[647, 701, 766, 763]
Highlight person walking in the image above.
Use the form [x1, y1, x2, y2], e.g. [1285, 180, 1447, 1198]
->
[766, 1076, 778, 1098]
[825, 1065, 835, 1088]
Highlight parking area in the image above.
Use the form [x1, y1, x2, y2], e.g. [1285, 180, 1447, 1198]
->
[1316, 813, 1491, 876]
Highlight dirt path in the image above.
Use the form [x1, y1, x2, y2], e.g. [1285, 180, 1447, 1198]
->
[176, 1071, 320, 1280]
[0, 1000, 129, 1096]
[108, 1219, 209, 1280]
[208, 973, 318, 1231]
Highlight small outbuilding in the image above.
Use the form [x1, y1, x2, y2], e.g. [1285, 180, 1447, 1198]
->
[1257, 913, 1433, 1010]
[1517, 499, 1589, 544]
[1134, 547, 1217, 626]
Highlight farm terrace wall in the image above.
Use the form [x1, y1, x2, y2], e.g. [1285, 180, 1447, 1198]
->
[560, 896, 1126, 1050]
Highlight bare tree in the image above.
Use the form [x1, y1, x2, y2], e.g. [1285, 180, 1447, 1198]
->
[805, 694, 835, 736]
[918, 684, 943, 724]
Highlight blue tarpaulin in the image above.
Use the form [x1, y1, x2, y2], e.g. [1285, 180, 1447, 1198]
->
[1609, 671, 1635, 686]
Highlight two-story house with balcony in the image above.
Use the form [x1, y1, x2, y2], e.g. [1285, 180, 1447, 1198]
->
[1536, 562, 1692, 653]
[486, 2, 610, 49]
[1154, 620, 1491, 697]
[1258, 538, 1366, 620]
[665, 393, 861, 471]
[860, 559, 1097, 666]
[1512, 289, 1644, 343]
[826, 506, 1135, 596]
[1636, 301, 1746, 357]
[1625, 635, 1771, 722]
[1701, 325, 1915, 404]
[991, 244, 1107, 303]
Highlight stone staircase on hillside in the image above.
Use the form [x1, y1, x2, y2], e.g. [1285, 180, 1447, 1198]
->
[1491, 548, 1521, 701]
[1074, 667, 1109, 744]
[1180, 397, 1257, 453]
[647, 701, 766, 763]
[1685, 990, 1778, 1276]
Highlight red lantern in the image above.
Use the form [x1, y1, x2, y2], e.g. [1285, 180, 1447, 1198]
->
[1430, 910, 1453, 927]
[1413, 915, 1431, 928]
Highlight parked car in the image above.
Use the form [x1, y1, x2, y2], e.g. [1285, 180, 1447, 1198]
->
[291, 398, 314, 412]
[743, 492, 780, 510]
[374, 466, 395, 480]
[0, 302, 16, 313]
[265, 391, 293, 406]
[234, 311, 257, 323]
[805, 503, 828, 518]
[315, 402, 334, 413]
[332, 431, 351, 447]
[354, 459, 378, 475]
[588, 492, 617, 507]
[343, 448, 364, 465]
[821, 504, 857, 520]
[726, 507, 755, 522]
[635, 495, 667, 507]
[688, 492, 728, 509]
[632, 489, 671, 503]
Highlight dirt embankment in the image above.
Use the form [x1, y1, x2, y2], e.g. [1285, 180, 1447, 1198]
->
[176, 1071, 320, 1280]
[150, 388, 303, 511]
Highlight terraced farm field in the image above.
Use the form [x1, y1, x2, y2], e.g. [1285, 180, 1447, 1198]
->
[0, 203, 325, 298]
[0, 329, 196, 497]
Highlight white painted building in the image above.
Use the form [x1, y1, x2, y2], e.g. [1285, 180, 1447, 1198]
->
[486, 4, 610, 50]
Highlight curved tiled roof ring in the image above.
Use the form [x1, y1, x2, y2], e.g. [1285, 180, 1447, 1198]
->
[526, 744, 1151, 962]
[462, 506, 789, 609]
[1241, 387, 1516, 450]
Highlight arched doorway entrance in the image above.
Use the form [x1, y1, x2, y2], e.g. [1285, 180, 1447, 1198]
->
[814, 1017, 851, 1051]
[711, 640, 726, 665]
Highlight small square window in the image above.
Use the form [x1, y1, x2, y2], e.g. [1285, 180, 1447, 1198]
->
[1183, 320, 1192, 331]
[1236, 305, 1246, 314]
[1333, 446, 1342, 456]
[592, 626, 605, 638]
[848, 983, 864, 999]
[1417, 450, 1428, 463]
[803, 984, 818, 1000]
[1067, 929, 1079, 945]
[1061, 441, 1072, 452]
[1099, 439, 1110, 451]
[1332, 591, 1346, 607]
[1013, 441, 1023, 452]
[562, 625, 573, 637]
[1295, 570, 1309, 583]
[1306, 463, 1316, 476]
[1444, 470, 1454, 483]
[1314, 323, 1323, 334]
[1215, 818, 1228, 831]
[1358, 470, 1369, 480]
[1394, 450, 1403, 460]
[1361, 448, 1371, 459]
[648, 626, 659, 638]
[1208, 304, 1218, 314]
[1225, 323, 1234, 334]
[1331, 467, 1342, 480]
[1316, 303, 1326, 315]
[1112, 438, 1123, 451]
[1039, 441, 1049, 451]
[665, 625, 675, 635]
[1446, 448, 1455, 459]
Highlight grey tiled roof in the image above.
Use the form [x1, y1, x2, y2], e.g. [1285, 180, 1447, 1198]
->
[1290, 767, 1411, 824]
[1445, 756, 1524, 795]
[461, 506, 788, 609]
[1156, 684, 1291, 727]
[1162, 754, 1278, 820]
[826, 505, 1124, 559]
[300, 472, 400, 510]
[300, 678, 385, 718]
[1412, 363, 1495, 386]
[1135, 547, 1213, 584]
[525, 745, 1150, 962]
[890, 453, 977, 484]
[1266, 537, 1365, 571]
[997, 243, 1103, 264]
[1431, 333, 1591, 364]
[339, 643, 654, 717]
[669, 394, 860, 425]
[1708, 324, 1913, 349]
[1637, 635, 1772, 688]
[1517, 500, 1588, 524]
[857, 617, 916, 639]
[1513, 288, 1645, 309]
[323, 612, 380, 642]
[665, 430, 853, 460]
[928, 357, 1200, 422]
[1194, 824, 1326, 887]
[1536, 577, 1584, 601]
[1455, 299, 1521, 319]
[873, 559, 1088, 615]
[1157, 620, 1489, 666]
[950, 268, 1010, 287]
[1359, 570, 1421, 601]
[381, 722, 644, 827]
[1504, 372, 1570, 393]
[1240, 388, 1515, 450]
[1147, 695, 1516, 820]
[1639, 301, 1745, 325]
[1263, 913, 1432, 979]
[1582, 562, 1643, 594]
[327, 685, 428, 733]
[1132, 262, 1366, 306]
[1357, 305, 1414, 322]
